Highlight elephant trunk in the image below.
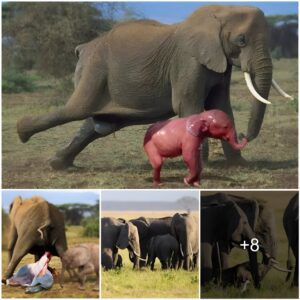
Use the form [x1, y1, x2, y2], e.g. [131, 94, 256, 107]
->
[226, 129, 248, 150]
[247, 247, 260, 289]
[245, 39, 273, 142]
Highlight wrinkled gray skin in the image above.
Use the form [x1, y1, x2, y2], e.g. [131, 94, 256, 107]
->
[147, 234, 180, 270]
[17, 5, 274, 169]
[202, 193, 277, 280]
[201, 200, 261, 288]
[60, 243, 99, 291]
[283, 193, 298, 287]
[101, 218, 141, 270]
[130, 216, 172, 267]
[3, 196, 67, 282]
[171, 213, 199, 271]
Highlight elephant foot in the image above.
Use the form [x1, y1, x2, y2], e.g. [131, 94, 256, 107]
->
[50, 154, 74, 170]
[17, 118, 33, 143]
[184, 178, 200, 187]
[2, 278, 7, 285]
[226, 156, 248, 167]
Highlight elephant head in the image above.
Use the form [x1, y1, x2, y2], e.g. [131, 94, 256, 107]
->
[179, 5, 292, 142]
[187, 110, 248, 150]
[116, 221, 141, 269]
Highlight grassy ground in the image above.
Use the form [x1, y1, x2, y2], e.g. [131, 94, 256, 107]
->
[2, 226, 99, 298]
[2, 59, 298, 189]
[201, 193, 299, 298]
[101, 210, 199, 298]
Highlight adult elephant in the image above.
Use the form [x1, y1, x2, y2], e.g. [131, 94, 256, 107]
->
[202, 193, 290, 284]
[16, 5, 292, 170]
[130, 216, 172, 267]
[3, 196, 67, 282]
[171, 213, 199, 270]
[283, 193, 298, 287]
[201, 199, 261, 288]
[101, 217, 141, 270]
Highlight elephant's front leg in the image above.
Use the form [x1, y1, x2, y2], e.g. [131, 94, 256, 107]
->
[50, 117, 120, 170]
[182, 143, 201, 187]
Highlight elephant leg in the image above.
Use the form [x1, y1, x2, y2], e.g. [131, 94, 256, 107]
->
[77, 263, 94, 290]
[201, 243, 213, 285]
[7, 226, 17, 265]
[50, 117, 120, 170]
[291, 242, 298, 286]
[102, 249, 114, 270]
[182, 147, 201, 186]
[161, 260, 168, 270]
[4, 238, 32, 280]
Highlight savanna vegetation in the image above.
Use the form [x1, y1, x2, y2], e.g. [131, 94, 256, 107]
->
[201, 195, 298, 298]
[101, 210, 199, 298]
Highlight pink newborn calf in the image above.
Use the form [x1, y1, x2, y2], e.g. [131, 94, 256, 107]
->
[144, 109, 247, 186]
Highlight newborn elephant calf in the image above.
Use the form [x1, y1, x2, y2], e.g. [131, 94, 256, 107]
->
[147, 234, 179, 270]
[60, 243, 99, 291]
[144, 109, 247, 186]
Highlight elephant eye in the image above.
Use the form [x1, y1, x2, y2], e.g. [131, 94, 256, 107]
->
[235, 34, 246, 47]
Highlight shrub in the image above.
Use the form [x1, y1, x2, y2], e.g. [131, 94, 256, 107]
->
[2, 71, 37, 93]
[82, 217, 99, 237]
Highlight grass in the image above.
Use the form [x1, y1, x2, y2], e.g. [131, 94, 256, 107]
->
[2, 59, 298, 188]
[201, 193, 299, 298]
[101, 210, 199, 298]
[2, 226, 99, 298]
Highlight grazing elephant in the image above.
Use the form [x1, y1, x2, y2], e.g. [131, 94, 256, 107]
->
[144, 109, 247, 186]
[130, 216, 172, 267]
[101, 217, 141, 270]
[201, 200, 261, 288]
[283, 193, 298, 287]
[202, 193, 290, 280]
[147, 234, 179, 270]
[60, 243, 99, 291]
[16, 5, 292, 170]
[3, 196, 67, 282]
[171, 213, 199, 270]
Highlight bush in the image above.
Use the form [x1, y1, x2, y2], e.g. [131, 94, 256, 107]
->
[2, 71, 37, 93]
[82, 217, 99, 237]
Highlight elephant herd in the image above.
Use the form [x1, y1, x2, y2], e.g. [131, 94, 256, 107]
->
[101, 213, 199, 271]
[201, 193, 299, 290]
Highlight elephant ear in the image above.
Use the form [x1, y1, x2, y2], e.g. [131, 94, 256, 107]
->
[116, 223, 129, 249]
[225, 201, 241, 241]
[130, 217, 150, 240]
[9, 196, 22, 213]
[186, 115, 209, 137]
[180, 9, 227, 73]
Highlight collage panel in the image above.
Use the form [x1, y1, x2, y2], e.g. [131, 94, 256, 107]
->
[2, 190, 99, 298]
[101, 190, 199, 298]
[200, 191, 298, 298]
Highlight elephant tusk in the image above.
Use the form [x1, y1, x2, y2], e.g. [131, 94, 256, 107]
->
[272, 79, 294, 101]
[244, 72, 272, 105]
[179, 244, 184, 257]
[270, 258, 292, 273]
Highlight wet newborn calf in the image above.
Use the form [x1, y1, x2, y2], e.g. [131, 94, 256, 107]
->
[60, 243, 99, 290]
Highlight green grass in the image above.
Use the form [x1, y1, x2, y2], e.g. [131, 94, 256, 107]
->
[202, 198, 299, 298]
[2, 59, 298, 188]
[101, 249, 199, 298]
[2, 226, 99, 298]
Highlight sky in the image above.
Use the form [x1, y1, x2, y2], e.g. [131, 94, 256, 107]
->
[2, 190, 99, 212]
[102, 190, 199, 202]
[123, 2, 298, 24]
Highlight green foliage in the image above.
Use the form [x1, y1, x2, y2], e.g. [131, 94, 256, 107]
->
[2, 2, 116, 77]
[266, 14, 298, 26]
[81, 217, 99, 237]
[2, 71, 37, 93]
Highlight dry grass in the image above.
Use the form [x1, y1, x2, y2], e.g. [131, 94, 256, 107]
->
[2, 59, 298, 188]
[2, 226, 99, 298]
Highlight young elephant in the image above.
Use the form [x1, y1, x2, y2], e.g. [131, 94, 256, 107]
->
[147, 234, 179, 270]
[60, 243, 99, 291]
[144, 109, 247, 186]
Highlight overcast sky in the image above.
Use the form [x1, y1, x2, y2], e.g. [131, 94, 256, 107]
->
[123, 2, 298, 24]
[102, 190, 199, 202]
[2, 190, 99, 212]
